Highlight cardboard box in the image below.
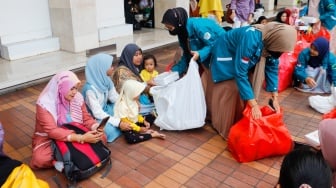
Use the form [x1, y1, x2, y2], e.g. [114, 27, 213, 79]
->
[154, 72, 179, 86]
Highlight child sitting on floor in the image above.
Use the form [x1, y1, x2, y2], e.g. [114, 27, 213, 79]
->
[114, 80, 165, 144]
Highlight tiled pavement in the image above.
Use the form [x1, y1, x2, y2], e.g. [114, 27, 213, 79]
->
[0, 43, 323, 188]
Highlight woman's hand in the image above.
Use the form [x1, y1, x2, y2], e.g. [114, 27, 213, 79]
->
[272, 97, 281, 113]
[251, 105, 262, 119]
[248, 99, 262, 119]
[248, 13, 253, 23]
[230, 10, 236, 20]
[147, 78, 156, 87]
[305, 77, 317, 88]
[119, 121, 132, 131]
[139, 127, 149, 133]
[191, 51, 199, 61]
[83, 131, 103, 143]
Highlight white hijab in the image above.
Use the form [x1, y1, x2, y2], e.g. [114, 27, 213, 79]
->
[114, 80, 146, 122]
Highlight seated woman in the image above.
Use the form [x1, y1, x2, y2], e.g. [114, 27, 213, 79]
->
[274, 9, 291, 24]
[111, 43, 156, 118]
[82, 53, 131, 143]
[30, 71, 104, 169]
[293, 37, 336, 93]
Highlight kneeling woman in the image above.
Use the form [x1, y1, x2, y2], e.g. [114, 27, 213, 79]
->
[293, 37, 336, 93]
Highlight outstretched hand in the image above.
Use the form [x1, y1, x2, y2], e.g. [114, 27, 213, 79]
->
[191, 51, 199, 61]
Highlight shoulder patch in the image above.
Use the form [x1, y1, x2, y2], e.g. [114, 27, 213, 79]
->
[203, 32, 211, 40]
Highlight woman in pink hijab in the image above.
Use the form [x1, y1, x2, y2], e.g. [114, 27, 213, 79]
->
[30, 71, 103, 169]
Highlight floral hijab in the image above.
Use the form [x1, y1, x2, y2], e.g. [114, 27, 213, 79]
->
[36, 71, 83, 126]
[114, 80, 146, 122]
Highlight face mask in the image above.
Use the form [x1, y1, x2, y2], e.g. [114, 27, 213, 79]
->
[169, 29, 178, 36]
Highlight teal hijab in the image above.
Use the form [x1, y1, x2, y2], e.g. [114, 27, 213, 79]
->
[85, 53, 114, 94]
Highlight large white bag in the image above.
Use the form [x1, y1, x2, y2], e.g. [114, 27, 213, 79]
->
[150, 59, 206, 130]
[308, 87, 336, 114]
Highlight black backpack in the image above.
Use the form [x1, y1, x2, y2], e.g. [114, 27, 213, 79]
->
[52, 122, 111, 182]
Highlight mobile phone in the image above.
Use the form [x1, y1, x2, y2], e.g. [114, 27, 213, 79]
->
[97, 116, 110, 130]
[268, 98, 276, 111]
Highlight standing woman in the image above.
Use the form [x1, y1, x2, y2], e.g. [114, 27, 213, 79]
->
[229, 0, 255, 28]
[30, 71, 103, 169]
[161, 7, 225, 76]
[318, 0, 336, 54]
[207, 22, 296, 139]
[82, 53, 131, 143]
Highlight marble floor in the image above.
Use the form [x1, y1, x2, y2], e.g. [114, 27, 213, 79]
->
[0, 28, 177, 94]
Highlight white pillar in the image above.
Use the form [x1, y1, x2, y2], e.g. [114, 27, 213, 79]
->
[0, 0, 59, 60]
[48, 0, 99, 53]
[276, 0, 297, 8]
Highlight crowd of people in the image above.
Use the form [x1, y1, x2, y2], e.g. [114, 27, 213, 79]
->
[1, 1, 336, 186]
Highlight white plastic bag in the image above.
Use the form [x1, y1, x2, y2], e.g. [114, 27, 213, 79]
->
[309, 87, 336, 114]
[150, 59, 206, 130]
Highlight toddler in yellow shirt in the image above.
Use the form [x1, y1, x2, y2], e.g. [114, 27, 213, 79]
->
[140, 54, 158, 82]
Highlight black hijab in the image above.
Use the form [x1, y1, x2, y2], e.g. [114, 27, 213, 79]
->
[118, 43, 142, 77]
[161, 7, 190, 57]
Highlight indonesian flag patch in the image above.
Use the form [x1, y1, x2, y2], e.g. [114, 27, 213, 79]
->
[241, 57, 249, 64]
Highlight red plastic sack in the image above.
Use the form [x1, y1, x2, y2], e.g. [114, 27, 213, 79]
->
[228, 106, 293, 163]
[322, 108, 336, 119]
[293, 38, 310, 59]
[278, 53, 297, 92]
[299, 26, 330, 43]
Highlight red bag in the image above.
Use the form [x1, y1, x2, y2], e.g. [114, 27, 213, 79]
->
[322, 108, 336, 119]
[228, 106, 293, 163]
[299, 26, 330, 43]
[277, 53, 297, 92]
[293, 38, 310, 59]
